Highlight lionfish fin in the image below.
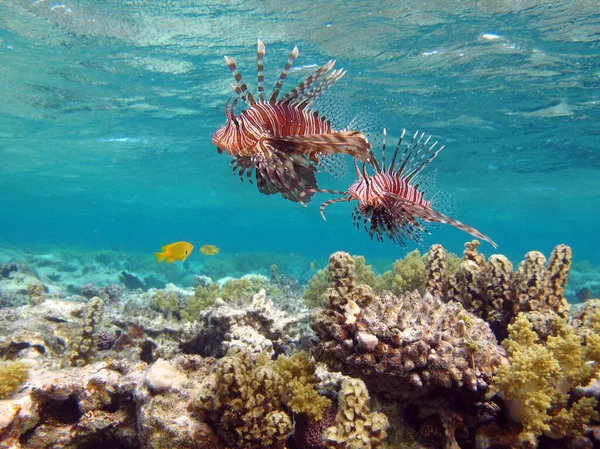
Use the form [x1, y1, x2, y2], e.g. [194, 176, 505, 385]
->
[254, 146, 318, 203]
[392, 130, 444, 181]
[384, 193, 498, 248]
[268, 131, 372, 161]
[257, 40, 265, 102]
[280, 60, 336, 105]
[296, 68, 346, 110]
[298, 188, 346, 208]
[316, 153, 348, 179]
[270, 45, 299, 103]
[224, 55, 256, 105]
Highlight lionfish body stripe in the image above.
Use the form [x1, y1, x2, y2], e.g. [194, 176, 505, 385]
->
[212, 40, 372, 203]
[300, 129, 497, 248]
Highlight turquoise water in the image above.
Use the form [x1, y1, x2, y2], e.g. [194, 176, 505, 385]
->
[1, 0, 599, 266]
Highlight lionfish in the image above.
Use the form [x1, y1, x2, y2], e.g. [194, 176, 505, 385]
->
[299, 129, 497, 248]
[211, 40, 372, 203]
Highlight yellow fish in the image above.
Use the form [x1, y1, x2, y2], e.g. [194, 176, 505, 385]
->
[309, 261, 315, 270]
[154, 241, 194, 263]
[199, 244, 220, 256]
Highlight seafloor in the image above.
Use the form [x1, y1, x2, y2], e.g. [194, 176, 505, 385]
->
[1, 241, 600, 449]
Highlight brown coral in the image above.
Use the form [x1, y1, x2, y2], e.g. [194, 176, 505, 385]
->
[428, 241, 572, 340]
[311, 252, 506, 399]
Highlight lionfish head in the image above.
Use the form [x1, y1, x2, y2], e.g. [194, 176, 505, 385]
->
[211, 97, 240, 155]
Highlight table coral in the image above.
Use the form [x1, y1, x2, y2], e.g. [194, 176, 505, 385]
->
[310, 251, 506, 399]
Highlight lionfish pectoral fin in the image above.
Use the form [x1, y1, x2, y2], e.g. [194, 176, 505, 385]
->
[385, 193, 498, 248]
[269, 131, 371, 161]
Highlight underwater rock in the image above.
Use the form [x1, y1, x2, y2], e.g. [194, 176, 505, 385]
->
[137, 355, 223, 449]
[0, 360, 143, 449]
[181, 291, 304, 358]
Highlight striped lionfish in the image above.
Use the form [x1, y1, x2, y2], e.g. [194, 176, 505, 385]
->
[299, 129, 497, 248]
[211, 40, 372, 203]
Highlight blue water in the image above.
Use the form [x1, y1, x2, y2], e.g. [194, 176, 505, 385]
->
[1, 0, 599, 267]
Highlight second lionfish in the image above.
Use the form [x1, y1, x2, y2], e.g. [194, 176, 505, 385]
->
[211, 40, 372, 203]
[300, 129, 497, 248]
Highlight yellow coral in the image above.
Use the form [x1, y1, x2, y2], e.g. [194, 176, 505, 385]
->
[0, 361, 29, 399]
[390, 249, 426, 294]
[492, 312, 600, 443]
[273, 351, 331, 422]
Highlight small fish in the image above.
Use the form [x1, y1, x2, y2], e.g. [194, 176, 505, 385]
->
[199, 244, 220, 256]
[154, 242, 194, 263]
[309, 261, 316, 270]
[576, 288, 591, 302]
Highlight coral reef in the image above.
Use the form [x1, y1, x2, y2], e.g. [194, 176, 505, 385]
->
[427, 241, 572, 340]
[310, 251, 506, 399]
[181, 289, 304, 358]
[193, 348, 299, 449]
[323, 378, 389, 449]
[490, 311, 600, 446]
[68, 296, 104, 367]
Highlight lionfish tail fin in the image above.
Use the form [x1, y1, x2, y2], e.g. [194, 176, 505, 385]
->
[385, 193, 498, 248]
[269, 131, 372, 161]
[270, 45, 299, 103]
[224, 55, 256, 105]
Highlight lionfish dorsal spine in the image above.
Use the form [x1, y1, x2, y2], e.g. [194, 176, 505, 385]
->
[280, 59, 336, 104]
[257, 40, 265, 102]
[405, 142, 444, 183]
[380, 128, 388, 172]
[296, 68, 346, 110]
[224, 55, 255, 105]
[388, 128, 406, 172]
[269, 45, 299, 103]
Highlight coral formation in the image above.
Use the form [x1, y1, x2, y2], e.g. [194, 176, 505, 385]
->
[427, 241, 572, 340]
[0, 360, 29, 399]
[323, 378, 389, 449]
[193, 348, 293, 449]
[490, 312, 600, 445]
[26, 282, 46, 306]
[272, 351, 331, 421]
[311, 251, 506, 399]
[304, 250, 462, 308]
[181, 289, 304, 358]
[68, 296, 104, 367]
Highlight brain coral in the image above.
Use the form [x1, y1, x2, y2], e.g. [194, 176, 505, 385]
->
[310, 252, 506, 399]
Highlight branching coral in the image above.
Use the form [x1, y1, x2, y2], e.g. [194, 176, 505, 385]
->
[273, 351, 331, 422]
[180, 283, 220, 321]
[304, 255, 379, 308]
[490, 312, 599, 444]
